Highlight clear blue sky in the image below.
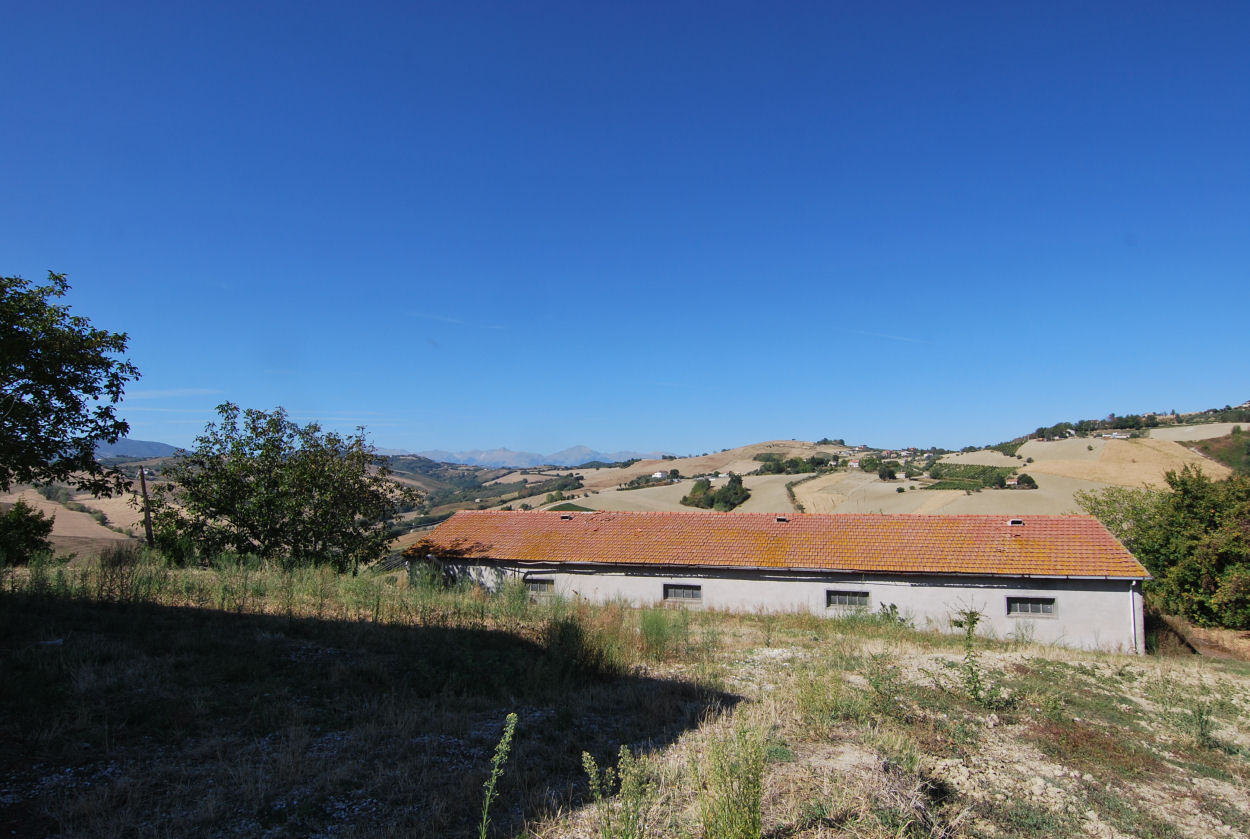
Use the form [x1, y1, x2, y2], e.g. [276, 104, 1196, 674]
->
[4, 2, 1247, 455]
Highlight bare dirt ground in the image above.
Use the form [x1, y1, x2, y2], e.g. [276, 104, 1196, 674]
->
[570, 473, 800, 514]
[1149, 422, 1244, 442]
[792, 472, 1107, 516]
[1167, 618, 1250, 660]
[79, 490, 146, 532]
[939, 450, 1023, 467]
[1020, 437, 1231, 487]
[1, 488, 135, 558]
[575, 441, 834, 492]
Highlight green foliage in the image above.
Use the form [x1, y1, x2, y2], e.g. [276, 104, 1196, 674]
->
[877, 465, 897, 480]
[1015, 472, 1037, 489]
[927, 462, 1016, 488]
[639, 606, 690, 661]
[34, 484, 74, 504]
[694, 719, 765, 839]
[548, 502, 594, 512]
[1, 272, 139, 496]
[1079, 466, 1250, 627]
[949, 609, 1014, 710]
[681, 474, 750, 511]
[620, 474, 668, 490]
[479, 712, 518, 839]
[1074, 485, 1167, 552]
[150, 403, 419, 572]
[1184, 429, 1250, 475]
[0, 499, 54, 565]
[583, 746, 656, 839]
[755, 454, 826, 475]
[579, 458, 641, 469]
[988, 440, 1025, 457]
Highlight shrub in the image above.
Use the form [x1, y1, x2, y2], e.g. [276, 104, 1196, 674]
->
[640, 606, 689, 661]
[0, 499, 54, 565]
[584, 746, 657, 839]
[695, 719, 765, 839]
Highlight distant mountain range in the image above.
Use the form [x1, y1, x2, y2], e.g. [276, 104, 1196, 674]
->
[94, 438, 668, 468]
[95, 438, 181, 458]
[414, 445, 671, 468]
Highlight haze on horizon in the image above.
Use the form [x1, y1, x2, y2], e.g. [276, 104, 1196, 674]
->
[3, 3, 1246, 455]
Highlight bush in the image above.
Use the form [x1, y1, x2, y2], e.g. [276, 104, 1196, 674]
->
[695, 719, 765, 839]
[0, 499, 54, 565]
[640, 606, 690, 661]
[681, 474, 750, 511]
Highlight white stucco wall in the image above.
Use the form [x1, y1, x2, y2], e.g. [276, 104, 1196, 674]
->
[450, 562, 1145, 654]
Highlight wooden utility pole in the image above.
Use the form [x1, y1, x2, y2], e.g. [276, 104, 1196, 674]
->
[138, 468, 155, 548]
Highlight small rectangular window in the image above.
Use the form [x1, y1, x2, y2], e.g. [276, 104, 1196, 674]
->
[526, 579, 554, 597]
[663, 584, 702, 602]
[1007, 596, 1055, 616]
[826, 590, 870, 608]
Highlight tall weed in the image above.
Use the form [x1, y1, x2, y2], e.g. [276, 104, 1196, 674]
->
[694, 718, 765, 839]
[583, 745, 656, 839]
[479, 712, 518, 839]
[640, 606, 689, 661]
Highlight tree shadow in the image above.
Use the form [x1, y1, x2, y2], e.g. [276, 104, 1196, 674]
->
[0, 592, 738, 837]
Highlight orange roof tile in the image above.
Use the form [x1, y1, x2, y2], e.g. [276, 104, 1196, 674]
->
[418, 511, 1149, 579]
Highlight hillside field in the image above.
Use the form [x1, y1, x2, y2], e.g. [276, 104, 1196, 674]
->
[17, 423, 1240, 560]
[2, 561, 1247, 838]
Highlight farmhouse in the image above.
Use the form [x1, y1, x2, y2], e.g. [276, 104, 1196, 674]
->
[416, 510, 1150, 653]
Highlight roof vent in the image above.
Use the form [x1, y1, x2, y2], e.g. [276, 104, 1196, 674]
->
[560, 513, 574, 520]
[775, 516, 789, 523]
[1008, 518, 1024, 526]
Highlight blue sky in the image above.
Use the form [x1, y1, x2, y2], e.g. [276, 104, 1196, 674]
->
[4, 2, 1247, 455]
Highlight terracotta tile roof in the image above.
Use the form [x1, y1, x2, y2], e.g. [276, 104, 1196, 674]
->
[419, 511, 1149, 579]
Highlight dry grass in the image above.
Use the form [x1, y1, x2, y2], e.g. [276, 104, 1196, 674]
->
[3, 559, 1249, 838]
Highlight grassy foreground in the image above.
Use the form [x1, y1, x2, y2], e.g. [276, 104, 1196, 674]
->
[1, 553, 1248, 838]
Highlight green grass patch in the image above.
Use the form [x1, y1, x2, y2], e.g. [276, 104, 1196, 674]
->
[1182, 428, 1250, 474]
[923, 479, 985, 491]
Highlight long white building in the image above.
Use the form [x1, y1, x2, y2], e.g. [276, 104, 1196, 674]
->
[415, 510, 1150, 653]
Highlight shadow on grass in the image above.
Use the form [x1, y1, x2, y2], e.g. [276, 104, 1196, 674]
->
[0, 593, 738, 838]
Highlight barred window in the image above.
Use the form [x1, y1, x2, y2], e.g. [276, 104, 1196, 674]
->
[526, 579, 554, 596]
[826, 590, 870, 608]
[663, 584, 702, 602]
[1007, 597, 1055, 615]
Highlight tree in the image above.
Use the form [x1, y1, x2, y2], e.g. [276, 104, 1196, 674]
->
[1077, 467, 1250, 627]
[0, 499, 54, 565]
[1, 272, 139, 495]
[877, 465, 897, 481]
[712, 473, 750, 511]
[680, 474, 751, 511]
[150, 403, 419, 572]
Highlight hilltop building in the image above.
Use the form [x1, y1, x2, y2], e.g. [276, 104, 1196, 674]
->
[413, 510, 1149, 653]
